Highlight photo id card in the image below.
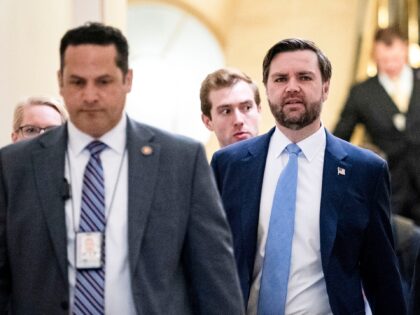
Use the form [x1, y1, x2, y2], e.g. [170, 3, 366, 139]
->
[76, 232, 103, 269]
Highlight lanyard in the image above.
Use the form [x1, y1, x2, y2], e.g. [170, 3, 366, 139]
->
[65, 147, 127, 234]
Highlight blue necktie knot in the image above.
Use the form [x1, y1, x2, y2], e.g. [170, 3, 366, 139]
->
[286, 143, 301, 156]
[86, 140, 107, 157]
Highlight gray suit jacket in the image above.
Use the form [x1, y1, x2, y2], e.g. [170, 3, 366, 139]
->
[0, 117, 244, 314]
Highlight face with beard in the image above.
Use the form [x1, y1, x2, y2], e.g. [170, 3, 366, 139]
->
[265, 50, 329, 131]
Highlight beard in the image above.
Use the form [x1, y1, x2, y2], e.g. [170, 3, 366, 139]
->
[268, 95, 322, 130]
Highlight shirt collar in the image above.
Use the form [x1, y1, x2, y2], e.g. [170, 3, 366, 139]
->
[272, 124, 326, 162]
[67, 114, 127, 156]
[378, 64, 412, 89]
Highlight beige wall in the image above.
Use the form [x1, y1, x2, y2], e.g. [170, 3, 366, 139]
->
[131, 0, 233, 46]
[0, 0, 126, 148]
[1, 0, 362, 152]
[0, 0, 70, 147]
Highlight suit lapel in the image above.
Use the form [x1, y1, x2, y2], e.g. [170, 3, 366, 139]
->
[32, 126, 68, 283]
[407, 68, 420, 118]
[373, 70, 420, 116]
[240, 129, 273, 227]
[126, 119, 161, 273]
[238, 130, 273, 276]
[372, 77, 401, 115]
[319, 131, 352, 271]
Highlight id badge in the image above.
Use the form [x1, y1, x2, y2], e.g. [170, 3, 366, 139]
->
[76, 232, 103, 269]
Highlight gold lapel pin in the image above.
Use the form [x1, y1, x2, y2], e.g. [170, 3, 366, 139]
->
[141, 145, 153, 156]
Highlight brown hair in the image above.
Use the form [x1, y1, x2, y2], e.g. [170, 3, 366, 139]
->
[374, 26, 407, 46]
[262, 38, 332, 84]
[200, 68, 260, 118]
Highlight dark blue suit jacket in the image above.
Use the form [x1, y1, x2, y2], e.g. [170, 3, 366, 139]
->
[211, 128, 406, 315]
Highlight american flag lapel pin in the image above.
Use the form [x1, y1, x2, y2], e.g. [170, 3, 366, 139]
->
[337, 167, 346, 176]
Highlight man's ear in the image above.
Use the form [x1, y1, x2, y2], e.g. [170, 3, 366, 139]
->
[57, 70, 64, 90]
[201, 114, 214, 131]
[124, 69, 133, 92]
[321, 80, 330, 102]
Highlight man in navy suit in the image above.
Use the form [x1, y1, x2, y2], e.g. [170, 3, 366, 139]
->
[211, 38, 406, 314]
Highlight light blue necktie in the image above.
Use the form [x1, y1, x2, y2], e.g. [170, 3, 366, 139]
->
[258, 143, 301, 315]
[73, 141, 107, 315]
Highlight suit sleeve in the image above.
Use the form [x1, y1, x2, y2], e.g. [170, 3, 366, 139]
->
[361, 160, 407, 314]
[210, 152, 222, 192]
[183, 145, 244, 314]
[333, 86, 361, 141]
[0, 152, 11, 312]
[410, 249, 420, 315]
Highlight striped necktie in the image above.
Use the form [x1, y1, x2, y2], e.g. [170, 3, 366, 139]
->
[73, 140, 107, 315]
[258, 143, 301, 315]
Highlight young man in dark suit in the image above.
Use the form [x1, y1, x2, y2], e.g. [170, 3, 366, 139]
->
[334, 27, 420, 223]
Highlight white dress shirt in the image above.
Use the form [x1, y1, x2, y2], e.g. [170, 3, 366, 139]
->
[65, 115, 136, 314]
[247, 126, 332, 315]
[378, 64, 413, 112]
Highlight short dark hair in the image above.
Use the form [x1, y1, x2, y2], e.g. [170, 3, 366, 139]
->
[374, 26, 407, 46]
[59, 22, 129, 74]
[200, 68, 261, 118]
[262, 38, 332, 84]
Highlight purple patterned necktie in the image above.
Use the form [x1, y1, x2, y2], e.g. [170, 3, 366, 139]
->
[73, 141, 107, 315]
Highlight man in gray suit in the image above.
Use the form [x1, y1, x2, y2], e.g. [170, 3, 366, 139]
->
[0, 22, 244, 314]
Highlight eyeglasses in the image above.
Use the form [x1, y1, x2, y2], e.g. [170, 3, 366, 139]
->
[17, 125, 58, 138]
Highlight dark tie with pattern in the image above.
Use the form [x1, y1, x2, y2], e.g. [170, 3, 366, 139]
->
[258, 143, 301, 315]
[73, 141, 107, 315]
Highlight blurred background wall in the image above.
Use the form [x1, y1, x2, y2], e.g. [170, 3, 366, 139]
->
[1, 0, 418, 156]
